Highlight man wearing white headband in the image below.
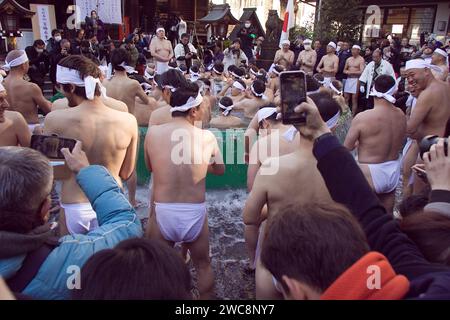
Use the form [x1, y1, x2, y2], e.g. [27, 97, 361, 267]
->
[102, 48, 151, 207]
[145, 81, 225, 300]
[218, 79, 246, 104]
[359, 49, 395, 110]
[404, 58, 450, 186]
[149, 27, 174, 74]
[296, 39, 317, 75]
[343, 44, 365, 116]
[244, 93, 339, 299]
[44, 55, 138, 235]
[430, 48, 449, 81]
[274, 40, 294, 69]
[344, 75, 406, 214]
[234, 79, 268, 125]
[0, 82, 31, 147]
[316, 42, 339, 87]
[3, 50, 52, 133]
[210, 96, 243, 129]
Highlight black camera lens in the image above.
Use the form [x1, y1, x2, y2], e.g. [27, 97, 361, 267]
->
[419, 135, 448, 159]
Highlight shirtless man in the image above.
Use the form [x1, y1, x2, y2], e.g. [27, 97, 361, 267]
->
[296, 39, 317, 75]
[0, 83, 31, 147]
[145, 82, 225, 299]
[103, 48, 149, 115]
[245, 106, 299, 270]
[405, 59, 450, 142]
[274, 40, 294, 69]
[209, 96, 244, 129]
[134, 96, 158, 126]
[343, 45, 365, 115]
[243, 92, 340, 299]
[316, 42, 339, 87]
[268, 65, 283, 95]
[234, 80, 268, 123]
[44, 55, 138, 235]
[344, 75, 406, 213]
[3, 50, 52, 132]
[218, 79, 246, 104]
[149, 28, 174, 74]
[103, 48, 149, 207]
[431, 48, 449, 81]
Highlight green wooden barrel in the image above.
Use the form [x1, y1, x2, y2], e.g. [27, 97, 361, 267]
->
[136, 127, 248, 189]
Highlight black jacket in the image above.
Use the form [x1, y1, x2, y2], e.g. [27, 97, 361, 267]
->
[313, 134, 450, 299]
[336, 50, 351, 81]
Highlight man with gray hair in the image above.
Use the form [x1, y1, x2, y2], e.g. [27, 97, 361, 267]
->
[0, 144, 142, 299]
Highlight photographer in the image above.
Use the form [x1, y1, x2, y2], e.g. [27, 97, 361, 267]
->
[238, 20, 257, 61]
[174, 33, 198, 69]
[0, 144, 142, 299]
[99, 38, 114, 65]
[25, 40, 49, 88]
[223, 39, 248, 71]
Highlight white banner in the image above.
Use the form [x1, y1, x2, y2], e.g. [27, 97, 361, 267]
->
[75, 0, 123, 25]
[37, 5, 52, 43]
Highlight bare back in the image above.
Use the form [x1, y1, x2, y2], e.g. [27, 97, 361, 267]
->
[4, 76, 48, 124]
[103, 75, 146, 114]
[235, 97, 269, 119]
[209, 115, 244, 129]
[0, 111, 31, 147]
[45, 101, 138, 203]
[146, 120, 219, 203]
[135, 96, 158, 126]
[348, 103, 406, 163]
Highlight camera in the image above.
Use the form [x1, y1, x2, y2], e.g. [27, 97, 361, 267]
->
[419, 135, 448, 159]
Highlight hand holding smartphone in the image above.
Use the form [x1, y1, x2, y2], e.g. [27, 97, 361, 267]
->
[279, 70, 308, 125]
[31, 135, 77, 161]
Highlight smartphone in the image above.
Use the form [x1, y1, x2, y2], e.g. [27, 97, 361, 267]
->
[31, 135, 76, 160]
[412, 165, 427, 180]
[280, 70, 307, 125]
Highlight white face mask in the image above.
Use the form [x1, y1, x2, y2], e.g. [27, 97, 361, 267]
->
[36, 48, 44, 53]
[336, 46, 341, 52]
[245, 23, 251, 28]
[55, 36, 62, 42]
[304, 45, 312, 51]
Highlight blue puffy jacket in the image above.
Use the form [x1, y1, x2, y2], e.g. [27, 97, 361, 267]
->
[0, 165, 143, 300]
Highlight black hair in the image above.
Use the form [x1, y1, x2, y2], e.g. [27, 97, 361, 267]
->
[181, 33, 189, 39]
[220, 96, 233, 107]
[399, 193, 430, 219]
[213, 62, 224, 74]
[178, 64, 188, 73]
[170, 81, 201, 117]
[51, 29, 61, 37]
[256, 75, 267, 83]
[76, 29, 85, 38]
[228, 64, 237, 73]
[153, 74, 163, 89]
[374, 75, 396, 94]
[198, 78, 211, 87]
[34, 39, 45, 47]
[306, 74, 321, 92]
[233, 39, 242, 46]
[251, 79, 266, 97]
[168, 60, 178, 69]
[308, 92, 341, 123]
[232, 67, 245, 78]
[111, 48, 131, 71]
[72, 238, 191, 300]
[190, 65, 199, 73]
[161, 68, 190, 89]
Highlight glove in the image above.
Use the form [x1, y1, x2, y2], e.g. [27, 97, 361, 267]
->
[360, 85, 365, 94]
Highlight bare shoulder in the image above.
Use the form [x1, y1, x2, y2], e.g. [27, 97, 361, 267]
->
[5, 110, 25, 122]
[52, 98, 69, 110]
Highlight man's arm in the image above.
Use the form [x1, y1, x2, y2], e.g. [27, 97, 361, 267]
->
[273, 50, 281, 64]
[343, 59, 350, 75]
[247, 141, 261, 192]
[168, 41, 174, 60]
[406, 91, 432, 139]
[316, 56, 324, 73]
[13, 112, 32, 147]
[243, 172, 268, 226]
[343, 115, 361, 151]
[119, 117, 138, 180]
[134, 82, 150, 104]
[207, 132, 225, 176]
[31, 84, 52, 114]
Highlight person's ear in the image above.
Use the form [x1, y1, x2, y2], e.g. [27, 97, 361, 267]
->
[282, 275, 319, 300]
[39, 197, 51, 223]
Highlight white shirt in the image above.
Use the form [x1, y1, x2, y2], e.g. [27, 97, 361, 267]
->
[178, 20, 187, 39]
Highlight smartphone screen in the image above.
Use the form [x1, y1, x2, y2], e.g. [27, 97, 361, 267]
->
[280, 71, 307, 125]
[31, 135, 76, 160]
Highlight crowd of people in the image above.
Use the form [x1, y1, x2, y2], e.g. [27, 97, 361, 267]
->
[1, 19, 450, 301]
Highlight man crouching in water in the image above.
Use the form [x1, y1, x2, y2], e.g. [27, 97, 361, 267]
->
[344, 75, 406, 213]
[145, 81, 225, 299]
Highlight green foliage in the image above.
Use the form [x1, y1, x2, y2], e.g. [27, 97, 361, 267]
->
[290, 13, 315, 41]
[314, 0, 363, 43]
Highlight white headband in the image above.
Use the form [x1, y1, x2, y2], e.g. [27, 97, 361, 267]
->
[107, 62, 136, 80]
[231, 71, 242, 79]
[257, 107, 279, 123]
[434, 48, 448, 58]
[56, 65, 106, 100]
[304, 39, 312, 45]
[329, 82, 343, 96]
[369, 82, 397, 104]
[281, 40, 290, 46]
[233, 81, 245, 91]
[145, 69, 155, 80]
[250, 69, 258, 76]
[405, 59, 442, 72]
[213, 67, 222, 75]
[352, 45, 361, 50]
[251, 84, 264, 97]
[156, 28, 165, 33]
[3, 51, 29, 71]
[177, 67, 187, 74]
[170, 92, 203, 113]
[219, 102, 234, 116]
[283, 111, 341, 142]
[328, 42, 337, 49]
